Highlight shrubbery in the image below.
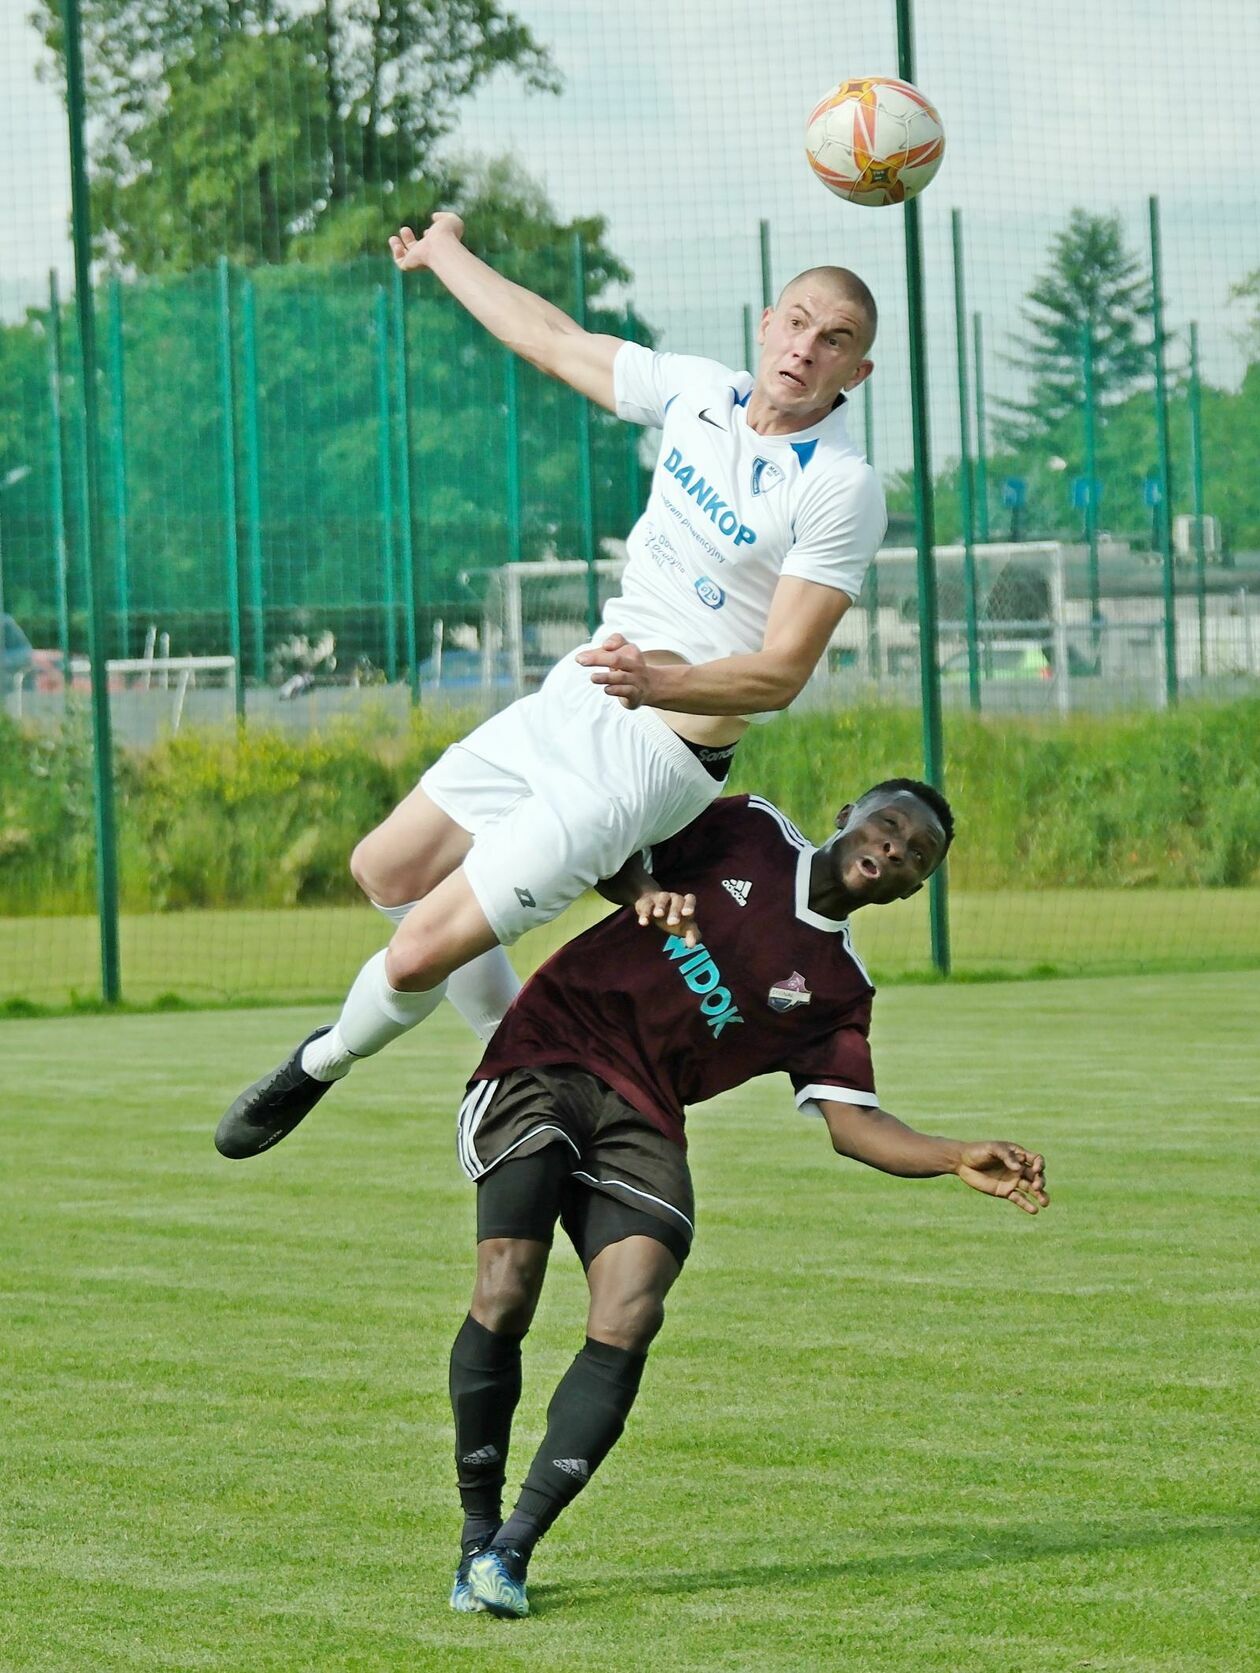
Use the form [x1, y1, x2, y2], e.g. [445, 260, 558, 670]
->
[3, 697, 1259, 914]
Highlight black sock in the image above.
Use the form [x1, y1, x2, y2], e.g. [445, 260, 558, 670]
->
[449, 1314, 524, 1552]
[495, 1337, 648, 1558]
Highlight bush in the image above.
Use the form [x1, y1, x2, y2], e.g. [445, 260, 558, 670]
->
[3, 697, 1260, 915]
[732, 698, 1260, 891]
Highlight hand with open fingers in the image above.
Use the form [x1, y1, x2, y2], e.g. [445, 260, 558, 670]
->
[634, 888, 700, 949]
[575, 634, 656, 709]
[388, 213, 466, 272]
[954, 1142, 1049, 1214]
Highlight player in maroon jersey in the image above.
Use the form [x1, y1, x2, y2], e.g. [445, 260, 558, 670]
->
[447, 779, 1049, 1618]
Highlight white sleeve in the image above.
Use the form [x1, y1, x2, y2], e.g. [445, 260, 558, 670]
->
[781, 461, 887, 601]
[613, 343, 737, 428]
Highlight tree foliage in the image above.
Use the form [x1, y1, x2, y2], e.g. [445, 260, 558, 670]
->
[999, 209, 1151, 450]
[0, 162, 651, 658]
[1228, 269, 1260, 363]
[35, 0, 560, 269]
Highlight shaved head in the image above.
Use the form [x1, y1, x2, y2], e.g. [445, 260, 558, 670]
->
[778, 266, 878, 353]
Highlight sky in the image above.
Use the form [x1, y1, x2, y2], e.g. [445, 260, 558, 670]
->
[3, 0, 1258, 472]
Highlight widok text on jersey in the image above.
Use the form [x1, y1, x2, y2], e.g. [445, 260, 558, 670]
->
[661, 934, 743, 1038]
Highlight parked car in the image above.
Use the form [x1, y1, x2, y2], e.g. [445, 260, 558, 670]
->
[941, 639, 1096, 682]
[1, 614, 33, 692]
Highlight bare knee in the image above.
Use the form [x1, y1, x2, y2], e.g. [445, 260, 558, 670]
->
[383, 935, 450, 992]
[586, 1292, 666, 1354]
[472, 1239, 547, 1336]
[350, 833, 411, 908]
[585, 1236, 678, 1352]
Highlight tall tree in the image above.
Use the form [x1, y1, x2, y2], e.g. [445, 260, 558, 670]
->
[998, 209, 1151, 449]
[1228, 269, 1260, 363]
[36, 0, 560, 270]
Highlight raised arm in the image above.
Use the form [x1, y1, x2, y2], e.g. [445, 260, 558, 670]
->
[577, 575, 851, 715]
[389, 215, 623, 411]
[819, 1099, 1049, 1215]
[594, 854, 700, 948]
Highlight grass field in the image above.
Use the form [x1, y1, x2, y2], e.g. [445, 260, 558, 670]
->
[6, 885, 1260, 1011]
[3, 972, 1258, 1671]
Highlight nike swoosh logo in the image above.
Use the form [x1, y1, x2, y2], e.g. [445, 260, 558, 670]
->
[698, 408, 725, 429]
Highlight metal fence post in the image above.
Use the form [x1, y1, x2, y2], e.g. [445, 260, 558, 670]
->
[390, 266, 419, 701]
[62, 0, 120, 1001]
[1148, 195, 1178, 706]
[571, 231, 598, 636]
[47, 270, 72, 679]
[1081, 322, 1101, 657]
[215, 256, 245, 719]
[950, 209, 981, 711]
[759, 219, 773, 310]
[240, 273, 266, 684]
[106, 276, 131, 656]
[863, 377, 881, 681]
[897, 0, 949, 977]
[972, 311, 990, 543]
[1051, 546, 1072, 718]
[373, 286, 398, 681]
[504, 348, 524, 565]
[742, 302, 755, 373]
[1188, 322, 1208, 678]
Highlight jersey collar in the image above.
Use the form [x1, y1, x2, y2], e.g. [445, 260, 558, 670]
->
[793, 845, 875, 986]
[794, 844, 847, 932]
[736, 396, 849, 449]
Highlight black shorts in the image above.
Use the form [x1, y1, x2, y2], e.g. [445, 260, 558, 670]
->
[456, 1067, 694, 1268]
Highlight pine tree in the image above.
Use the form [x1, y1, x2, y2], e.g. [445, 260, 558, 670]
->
[999, 209, 1150, 449]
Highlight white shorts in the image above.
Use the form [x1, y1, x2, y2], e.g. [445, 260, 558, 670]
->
[420, 650, 723, 943]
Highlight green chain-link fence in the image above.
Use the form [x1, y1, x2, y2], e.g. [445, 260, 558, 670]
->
[3, 0, 1259, 1007]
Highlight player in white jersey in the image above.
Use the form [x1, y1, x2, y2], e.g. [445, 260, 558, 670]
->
[216, 212, 888, 1161]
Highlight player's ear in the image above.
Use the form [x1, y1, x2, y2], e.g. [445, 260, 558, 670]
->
[758, 305, 774, 343]
[845, 359, 874, 391]
[835, 802, 854, 831]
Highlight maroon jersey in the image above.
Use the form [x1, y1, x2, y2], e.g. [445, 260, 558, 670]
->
[473, 796, 879, 1148]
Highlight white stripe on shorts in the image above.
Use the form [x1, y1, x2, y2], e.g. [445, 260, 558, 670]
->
[457, 1079, 584, 1181]
[456, 1080, 497, 1178]
[570, 1169, 694, 1235]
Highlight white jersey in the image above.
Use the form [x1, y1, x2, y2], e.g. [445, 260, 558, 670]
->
[604, 343, 886, 676]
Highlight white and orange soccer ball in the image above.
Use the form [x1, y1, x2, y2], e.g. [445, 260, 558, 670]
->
[805, 76, 945, 206]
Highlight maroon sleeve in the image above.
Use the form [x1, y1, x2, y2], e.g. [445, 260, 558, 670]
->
[787, 1014, 878, 1114]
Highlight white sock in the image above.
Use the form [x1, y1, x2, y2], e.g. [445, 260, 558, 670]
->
[300, 949, 446, 1080]
[445, 947, 521, 1042]
[370, 896, 519, 1043]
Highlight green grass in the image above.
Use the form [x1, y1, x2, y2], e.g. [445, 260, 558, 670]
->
[4, 886, 1260, 1011]
[2, 974, 1257, 1670]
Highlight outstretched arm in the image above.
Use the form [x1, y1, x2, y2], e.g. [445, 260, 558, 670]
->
[576, 576, 851, 714]
[819, 1099, 1048, 1215]
[389, 215, 623, 411]
[594, 854, 700, 948]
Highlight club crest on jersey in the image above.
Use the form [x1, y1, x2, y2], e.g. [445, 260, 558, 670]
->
[751, 457, 785, 496]
[695, 575, 725, 609]
[768, 971, 812, 1012]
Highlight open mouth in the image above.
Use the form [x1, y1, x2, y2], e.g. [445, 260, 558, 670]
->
[778, 368, 806, 391]
[857, 855, 881, 881]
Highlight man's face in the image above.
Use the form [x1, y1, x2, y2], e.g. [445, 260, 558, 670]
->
[754, 283, 874, 421]
[827, 791, 947, 908]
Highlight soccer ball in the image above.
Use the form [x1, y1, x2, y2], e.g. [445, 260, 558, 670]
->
[805, 76, 945, 206]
